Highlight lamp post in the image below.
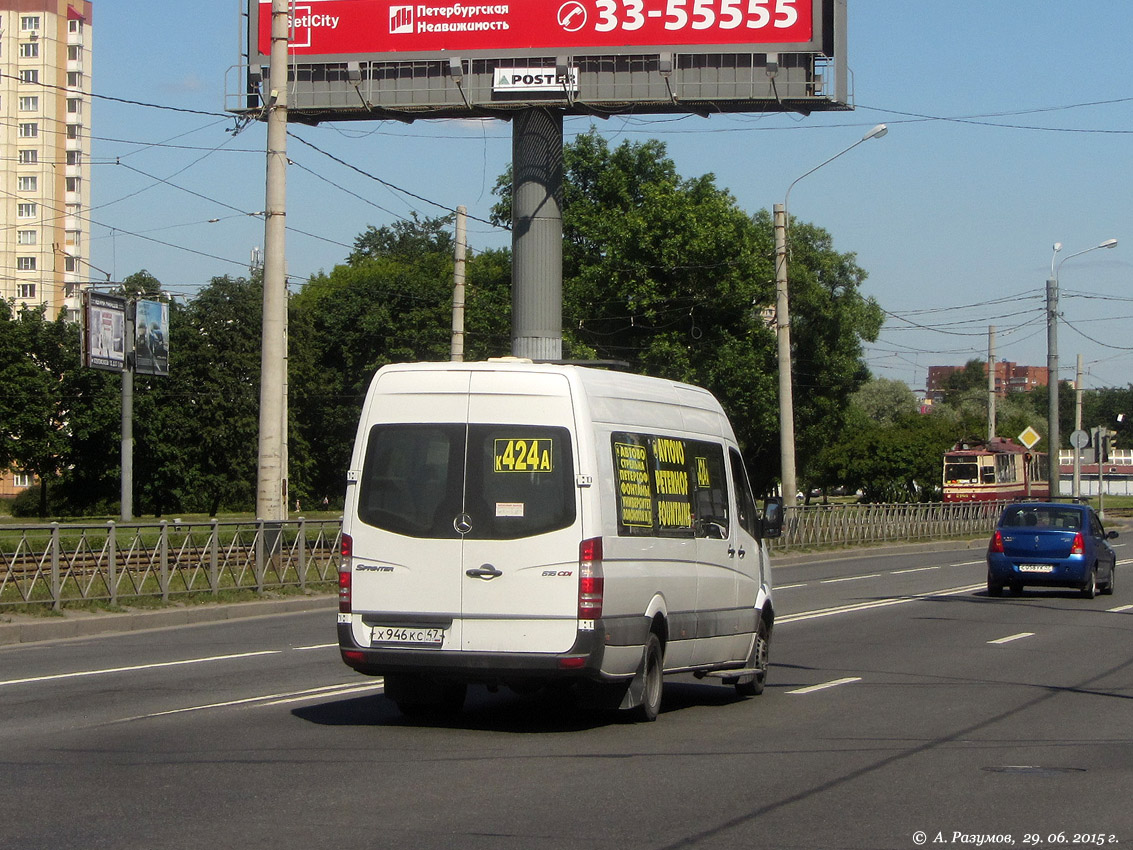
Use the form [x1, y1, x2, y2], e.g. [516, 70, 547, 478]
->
[774, 123, 887, 507]
[1046, 238, 1118, 497]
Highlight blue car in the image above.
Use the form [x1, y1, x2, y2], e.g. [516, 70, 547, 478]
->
[987, 502, 1118, 598]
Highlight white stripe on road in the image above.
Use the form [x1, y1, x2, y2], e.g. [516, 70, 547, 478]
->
[787, 677, 861, 695]
[988, 632, 1034, 645]
[0, 650, 281, 688]
[820, 574, 881, 584]
[778, 583, 985, 624]
[891, 566, 939, 575]
[1107, 604, 1133, 613]
[120, 682, 384, 721]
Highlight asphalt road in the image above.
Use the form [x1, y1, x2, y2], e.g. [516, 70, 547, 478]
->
[2, 541, 1131, 850]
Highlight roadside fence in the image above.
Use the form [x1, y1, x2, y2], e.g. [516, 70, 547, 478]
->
[772, 500, 1005, 552]
[0, 517, 342, 612]
[1, 502, 1003, 611]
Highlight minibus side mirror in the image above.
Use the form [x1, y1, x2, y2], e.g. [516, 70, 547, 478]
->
[761, 497, 784, 539]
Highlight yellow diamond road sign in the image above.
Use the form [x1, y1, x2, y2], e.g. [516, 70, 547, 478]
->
[1018, 426, 1041, 450]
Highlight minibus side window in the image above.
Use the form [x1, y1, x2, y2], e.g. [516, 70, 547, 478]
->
[729, 448, 761, 540]
[611, 432, 727, 540]
[690, 442, 729, 540]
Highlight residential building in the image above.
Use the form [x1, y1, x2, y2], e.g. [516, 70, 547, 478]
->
[0, 1, 92, 500]
[926, 361, 1048, 403]
[0, 0, 93, 320]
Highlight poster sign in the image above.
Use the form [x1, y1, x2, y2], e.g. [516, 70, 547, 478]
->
[84, 292, 127, 372]
[615, 439, 653, 528]
[257, 0, 816, 58]
[134, 299, 170, 376]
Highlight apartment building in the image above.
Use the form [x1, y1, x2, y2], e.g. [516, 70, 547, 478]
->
[0, 0, 93, 321]
[926, 361, 1049, 403]
[0, 1, 92, 500]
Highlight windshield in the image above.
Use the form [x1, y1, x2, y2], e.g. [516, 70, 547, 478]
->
[944, 462, 979, 483]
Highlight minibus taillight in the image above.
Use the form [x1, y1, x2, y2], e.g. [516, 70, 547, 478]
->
[989, 530, 1004, 554]
[339, 534, 353, 614]
[578, 537, 604, 620]
[1071, 532, 1085, 556]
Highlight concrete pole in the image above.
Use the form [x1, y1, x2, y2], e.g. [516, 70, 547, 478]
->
[121, 302, 133, 522]
[451, 205, 467, 361]
[256, 0, 289, 521]
[1046, 276, 1059, 498]
[987, 325, 996, 442]
[774, 203, 797, 507]
[1073, 354, 1083, 498]
[511, 108, 563, 361]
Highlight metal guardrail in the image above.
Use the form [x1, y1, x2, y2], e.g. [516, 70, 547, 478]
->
[1, 503, 1002, 610]
[772, 500, 1005, 552]
[0, 518, 342, 612]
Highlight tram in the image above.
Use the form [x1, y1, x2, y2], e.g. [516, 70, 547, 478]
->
[942, 437, 1049, 502]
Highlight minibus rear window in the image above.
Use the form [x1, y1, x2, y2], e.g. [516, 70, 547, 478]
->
[358, 424, 575, 540]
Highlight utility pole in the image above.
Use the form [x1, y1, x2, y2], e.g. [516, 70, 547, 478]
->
[1073, 354, 1084, 498]
[257, 0, 289, 522]
[121, 301, 134, 521]
[987, 325, 996, 442]
[1046, 274, 1059, 497]
[773, 203, 797, 507]
[451, 205, 467, 361]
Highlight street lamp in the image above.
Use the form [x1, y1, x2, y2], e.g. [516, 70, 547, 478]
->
[1046, 237, 1118, 496]
[774, 124, 887, 507]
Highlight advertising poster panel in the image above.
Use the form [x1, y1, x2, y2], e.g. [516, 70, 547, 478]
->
[256, 0, 819, 59]
[134, 299, 170, 376]
[84, 292, 127, 372]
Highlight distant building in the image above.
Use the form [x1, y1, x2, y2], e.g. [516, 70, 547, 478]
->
[926, 361, 1048, 403]
[0, 0, 93, 321]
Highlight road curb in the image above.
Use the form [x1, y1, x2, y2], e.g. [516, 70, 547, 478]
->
[0, 594, 337, 647]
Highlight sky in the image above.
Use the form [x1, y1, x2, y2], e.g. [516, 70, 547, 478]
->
[88, 1, 1133, 394]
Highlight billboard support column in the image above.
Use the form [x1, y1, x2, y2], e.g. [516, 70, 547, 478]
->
[257, 0, 290, 522]
[511, 108, 563, 361]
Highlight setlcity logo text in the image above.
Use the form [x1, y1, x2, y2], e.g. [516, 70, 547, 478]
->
[389, 5, 512, 34]
[286, 4, 340, 48]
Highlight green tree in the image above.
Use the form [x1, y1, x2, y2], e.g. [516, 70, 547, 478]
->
[492, 129, 881, 494]
[0, 302, 118, 516]
[850, 377, 918, 426]
[290, 218, 513, 505]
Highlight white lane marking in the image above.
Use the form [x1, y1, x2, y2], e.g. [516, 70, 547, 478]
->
[988, 632, 1034, 645]
[787, 677, 861, 695]
[0, 650, 281, 688]
[778, 583, 984, 624]
[820, 574, 881, 584]
[1107, 604, 1133, 613]
[294, 643, 338, 651]
[120, 682, 383, 721]
[891, 566, 939, 575]
[775, 583, 807, 590]
[262, 682, 384, 707]
[950, 560, 985, 567]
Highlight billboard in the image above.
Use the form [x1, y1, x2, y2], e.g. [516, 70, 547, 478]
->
[134, 299, 170, 377]
[83, 292, 127, 372]
[237, 0, 847, 119]
[255, 0, 823, 59]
